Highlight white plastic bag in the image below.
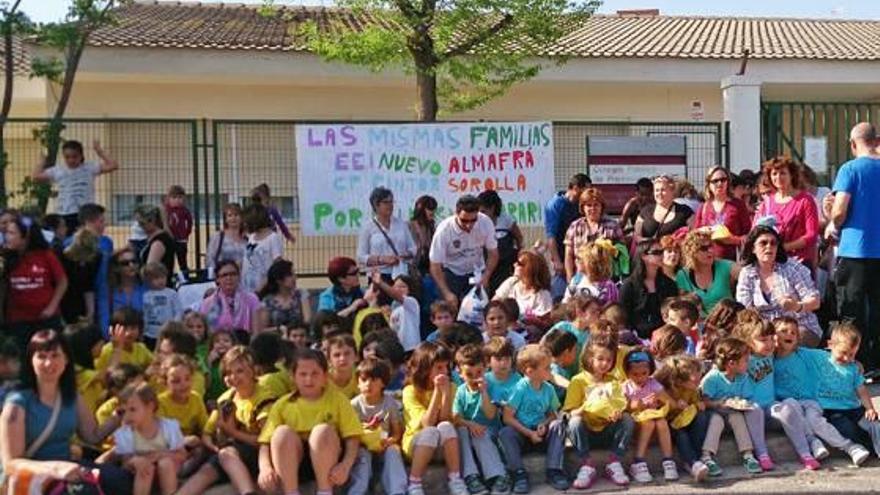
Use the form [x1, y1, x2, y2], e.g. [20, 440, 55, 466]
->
[457, 284, 488, 326]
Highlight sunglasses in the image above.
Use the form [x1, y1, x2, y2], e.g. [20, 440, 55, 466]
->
[697, 245, 713, 252]
[709, 177, 729, 184]
[347, 270, 360, 276]
[117, 258, 138, 266]
[646, 249, 664, 256]
[459, 217, 478, 225]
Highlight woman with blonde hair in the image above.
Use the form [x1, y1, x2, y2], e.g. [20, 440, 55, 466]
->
[675, 230, 739, 315]
[60, 228, 101, 323]
[563, 187, 623, 280]
[493, 250, 553, 318]
[693, 166, 751, 261]
[563, 241, 619, 306]
[754, 156, 819, 268]
[635, 175, 693, 242]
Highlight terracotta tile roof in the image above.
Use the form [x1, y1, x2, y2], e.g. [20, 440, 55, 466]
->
[88, 1, 880, 61]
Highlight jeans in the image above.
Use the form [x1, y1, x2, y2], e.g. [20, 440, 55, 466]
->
[347, 447, 408, 495]
[824, 407, 880, 456]
[799, 399, 855, 451]
[567, 414, 635, 461]
[458, 426, 506, 480]
[551, 274, 567, 303]
[835, 257, 880, 369]
[498, 419, 566, 472]
[672, 410, 709, 465]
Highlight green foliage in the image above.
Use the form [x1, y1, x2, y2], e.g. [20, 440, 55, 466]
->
[268, 0, 599, 119]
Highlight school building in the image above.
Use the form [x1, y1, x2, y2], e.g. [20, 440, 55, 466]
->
[6, 2, 880, 275]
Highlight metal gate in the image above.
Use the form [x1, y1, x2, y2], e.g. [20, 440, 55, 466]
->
[762, 102, 880, 177]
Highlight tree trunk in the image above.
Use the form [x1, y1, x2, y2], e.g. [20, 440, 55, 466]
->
[0, 20, 15, 206]
[416, 67, 438, 122]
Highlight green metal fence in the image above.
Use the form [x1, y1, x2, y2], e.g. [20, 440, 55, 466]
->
[762, 102, 880, 179]
[0, 118, 726, 277]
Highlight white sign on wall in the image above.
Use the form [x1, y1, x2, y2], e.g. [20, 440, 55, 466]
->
[803, 136, 828, 174]
[295, 122, 556, 236]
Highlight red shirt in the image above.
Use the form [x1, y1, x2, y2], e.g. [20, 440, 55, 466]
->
[7, 249, 66, 323]
[694, 198, 751, 261]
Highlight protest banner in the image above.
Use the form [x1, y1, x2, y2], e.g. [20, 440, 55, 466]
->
[295, 122, 555, 236]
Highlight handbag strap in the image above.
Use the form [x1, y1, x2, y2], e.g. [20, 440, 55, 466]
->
[25, 393, 62, 458]
[372, 218, 400, 257]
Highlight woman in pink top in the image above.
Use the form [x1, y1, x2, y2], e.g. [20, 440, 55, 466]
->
[199, 259, 264, 333]
[753, 157, 819, 268]
[693, 166, 751, 261]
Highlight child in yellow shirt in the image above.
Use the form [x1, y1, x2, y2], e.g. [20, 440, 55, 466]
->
[64, 322, 106, 414]
[175, 346, 279, 495]
[94, 363, 146, 460]
[158, 354, 208, 439]
[96, 308, 153, 374]
[257, 348, 362, 495]
[326, 334, 358, 398]
[402, 342, 468, 495]
[251, 331, 294, 398]
[147, 322, 206, 397]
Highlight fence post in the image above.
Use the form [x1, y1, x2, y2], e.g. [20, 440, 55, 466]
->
[190, 119, 202, 271]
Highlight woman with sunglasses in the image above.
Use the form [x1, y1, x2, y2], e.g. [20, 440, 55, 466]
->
[199, 259, 264, 333]
[634, 175, 693, 242]
[109, 247, 146, 318]
[754, 157, 820, 269]
[317, 256, 367, 319]
[694, 166, 751, 261]
[493, 250, 553, 319]
[735, 225, 822, 347]
[675, 230, 739, 316]
[620, 239, 680, 339]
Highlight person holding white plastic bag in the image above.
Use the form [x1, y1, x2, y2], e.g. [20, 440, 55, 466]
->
[429, 195, 499, 309]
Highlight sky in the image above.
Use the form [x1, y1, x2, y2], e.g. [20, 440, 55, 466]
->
[23, 0, 880, 23]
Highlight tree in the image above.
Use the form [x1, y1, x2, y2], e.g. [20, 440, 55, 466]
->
[0, 0, 31, 206]
[271, 0, 598, 121]
[27, 0, 122, 210]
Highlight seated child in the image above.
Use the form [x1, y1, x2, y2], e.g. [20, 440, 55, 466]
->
[564, 340, 634, 489]
[665, 299, 699, 355]
[425, 301, 456, 343]
[700, 337, 763, 475]
[96, 308, 153, 374]
[482, 300, 526, 351]
[182, 310, 211, 370]
[541, 329, 578, 389]
[484, 337, 522, 405]
[326, 334, 359, 398]
[401, 342, 468, 495]
[650, 324, 689, 363]
[499, 344, 568, 492]
[563, 241, 619, 306]
[258, 348, 363, 495]
[735, 319, 817, 470]
[176, 347, 279, 495]
[549, 294, 601, 377]
[157, 354, 208, 448]
[372, 271, 422, 352]
[699, 298, 742, 363]
[251, 331, 294, 398]
[65, 322, 106, 414]
[360, 328, 407, 393]
[453, 344, 512, 495]
[142, 262, 183, 348]
[205, 329, 236, 403]
[347, 357, 406, 495]
[113, 383, 186, 495]
[815, 323, 880, 458]
[280, 319, 310, 348]
[623, 349, 677, 482]
[773, 317, 870, 465]
[655, 355, 711, 481]
[149, 322, 206, 396]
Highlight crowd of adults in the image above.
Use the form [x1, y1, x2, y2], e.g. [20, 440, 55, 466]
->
[0, 122, 879, 493]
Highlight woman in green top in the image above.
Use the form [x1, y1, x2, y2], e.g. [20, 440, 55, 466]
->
[675, 230, 740, 315]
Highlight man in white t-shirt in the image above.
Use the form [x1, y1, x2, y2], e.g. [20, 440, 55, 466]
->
[32, 139, 119, 234]
[429, 195, 499, 308]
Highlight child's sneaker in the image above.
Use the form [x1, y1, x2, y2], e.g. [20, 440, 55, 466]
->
[628, 461, 652, 483]
[572, 463, 597, 489]
[810, 438, 830, 460]
[605, 461, 630, 486]
[800, 455, 821, 471]
[704, 457, 723, 477]
[690, 460, 709, 482]
[511, 469, 529, 494]
[743, 454, 762, 474]
[448, 477, 469, 495]
[546, 469, 570, 491]
[847, 443, 871, 466]
[464, 474, 489, 495]
[758, 454, 775, 471]
[662, 459, 679, 481]
[407, 484, 426, 495]
[489, 475, 512, 495]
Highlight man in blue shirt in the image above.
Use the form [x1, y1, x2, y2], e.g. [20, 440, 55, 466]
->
[830, 122, 880, 370]
[544, 173, 590, 301]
